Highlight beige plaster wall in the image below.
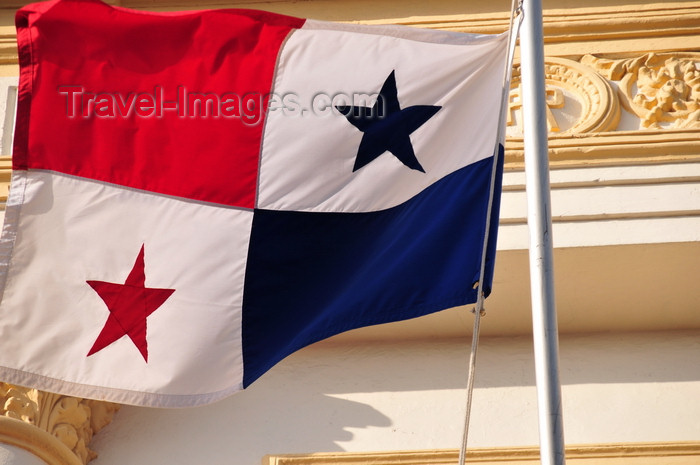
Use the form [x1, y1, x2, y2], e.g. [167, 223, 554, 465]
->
[87, 331, 700, 464]
[0, 444, 47, 465]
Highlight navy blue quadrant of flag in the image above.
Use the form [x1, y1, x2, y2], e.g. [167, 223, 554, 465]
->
[241, 145, 504, 387]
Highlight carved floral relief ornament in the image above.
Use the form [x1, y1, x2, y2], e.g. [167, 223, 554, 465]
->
[581, 52, 700, 130]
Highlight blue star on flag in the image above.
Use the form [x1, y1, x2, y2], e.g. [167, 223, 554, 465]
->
[336, 70, 441, 173]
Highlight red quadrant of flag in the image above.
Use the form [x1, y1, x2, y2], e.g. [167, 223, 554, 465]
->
[14, 1, 305, 208]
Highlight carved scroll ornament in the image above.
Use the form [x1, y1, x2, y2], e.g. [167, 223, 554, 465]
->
[0, 383, 119, 464]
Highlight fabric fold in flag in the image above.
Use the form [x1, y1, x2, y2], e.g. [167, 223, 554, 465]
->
[0, 0, 508, 407]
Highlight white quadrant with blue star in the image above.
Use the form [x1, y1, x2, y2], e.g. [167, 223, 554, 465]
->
[257, 23, 508, 213]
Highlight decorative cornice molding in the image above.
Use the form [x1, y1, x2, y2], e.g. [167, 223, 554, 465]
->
[1, 1, 700, 53]
[370, 2, 700, 45]
[0, 383, 120, 464]
[503, 50, 699, 167]
[505, 129, 700, 169]
[0, 34, 17, 66]
[263, 442, 700, 465]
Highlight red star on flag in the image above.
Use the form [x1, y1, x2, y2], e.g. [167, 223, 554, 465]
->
[87, 245, 175, 362]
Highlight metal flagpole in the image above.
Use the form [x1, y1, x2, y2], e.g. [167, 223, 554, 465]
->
[518, 0, 567, 464]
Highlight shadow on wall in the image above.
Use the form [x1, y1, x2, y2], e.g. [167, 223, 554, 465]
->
[478, 330, 700, 388]
[308, 329, 700, 391]
[89, 363, 391, 465]
[89, 329, 700, 465]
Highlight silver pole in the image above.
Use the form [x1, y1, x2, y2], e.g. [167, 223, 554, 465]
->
[518, 0, 566, 464]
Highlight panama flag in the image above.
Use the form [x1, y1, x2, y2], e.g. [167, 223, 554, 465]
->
[0, 0, 507, 407]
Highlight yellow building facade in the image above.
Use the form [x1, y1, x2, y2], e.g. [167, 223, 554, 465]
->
[0, 0, 699, 463]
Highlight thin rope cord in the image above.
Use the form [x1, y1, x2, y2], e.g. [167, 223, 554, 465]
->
[457, 2, 523, 464]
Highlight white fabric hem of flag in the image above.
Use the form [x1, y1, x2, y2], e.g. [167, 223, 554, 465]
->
[0, 365, 244, 408]
[0, 170, 27, 305]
